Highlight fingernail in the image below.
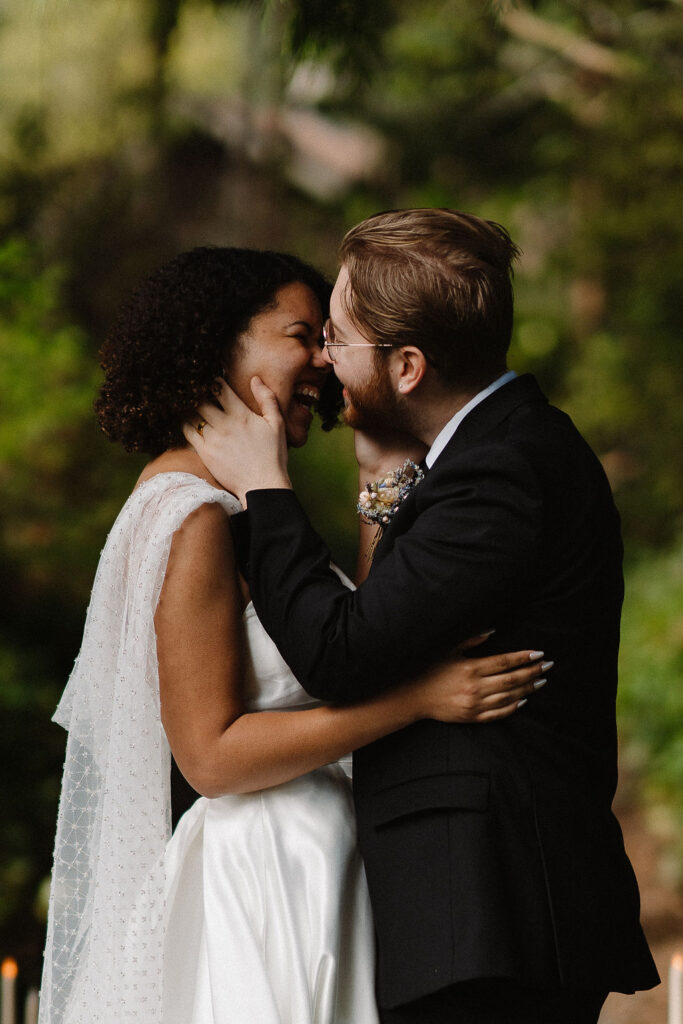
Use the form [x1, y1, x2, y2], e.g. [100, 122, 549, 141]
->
[517, 698, 528, 708]
[479, 628, 496, 637]
[529, 651, 544, 660]
[533, 678, 547, 690]
[540, 661, 554, 672]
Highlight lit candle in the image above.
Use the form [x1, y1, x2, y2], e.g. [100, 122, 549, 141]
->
[23, 989, 39, 1024]
[670, 954, 683, 1024]
[1, 959, 18, 1024]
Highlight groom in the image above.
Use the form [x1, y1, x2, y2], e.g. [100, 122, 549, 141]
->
[188, 209, 658, 1023]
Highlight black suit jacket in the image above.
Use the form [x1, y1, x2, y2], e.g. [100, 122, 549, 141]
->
[231, 374, 659, 1008]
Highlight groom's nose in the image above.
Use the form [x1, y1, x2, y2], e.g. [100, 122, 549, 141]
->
[320, 342, 334, 368]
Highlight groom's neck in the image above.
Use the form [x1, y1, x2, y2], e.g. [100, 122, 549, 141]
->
[410, 388, 479, 447]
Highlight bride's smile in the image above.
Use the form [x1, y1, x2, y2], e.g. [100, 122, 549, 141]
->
[225, 280, 330, 449]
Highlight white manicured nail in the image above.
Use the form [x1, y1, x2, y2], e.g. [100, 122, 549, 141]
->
[533, 678, 547, 690]
[540, 661, 554, 672]
[517, 698, 528, 708]
[529, 651, 544, 660]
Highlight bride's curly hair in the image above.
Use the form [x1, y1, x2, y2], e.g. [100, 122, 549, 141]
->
[95, 246, 342, 456]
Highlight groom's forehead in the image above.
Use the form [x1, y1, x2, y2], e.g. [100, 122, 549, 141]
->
[332, 265, 351, 301]
[331, 267, 356, 323]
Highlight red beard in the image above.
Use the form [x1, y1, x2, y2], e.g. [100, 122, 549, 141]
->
[342, 357, 411, 433]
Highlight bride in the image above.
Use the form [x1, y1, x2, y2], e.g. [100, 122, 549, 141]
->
[39, 246, 547, 1024]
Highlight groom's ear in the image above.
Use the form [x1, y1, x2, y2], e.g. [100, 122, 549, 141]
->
[395, 346, 427, 395]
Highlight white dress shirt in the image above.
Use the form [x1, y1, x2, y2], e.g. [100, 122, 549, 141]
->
[425, 370, 518, 469]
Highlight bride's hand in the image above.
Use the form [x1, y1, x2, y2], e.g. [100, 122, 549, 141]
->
[412, 641, 551, 723]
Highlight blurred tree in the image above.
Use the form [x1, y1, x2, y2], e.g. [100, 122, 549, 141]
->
[307, 0, 683, 544]
[0, 237, 144, 977]
[619, 537, 683, 884]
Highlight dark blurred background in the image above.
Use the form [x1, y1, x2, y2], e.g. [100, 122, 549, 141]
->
[0, 1, 681, 1019]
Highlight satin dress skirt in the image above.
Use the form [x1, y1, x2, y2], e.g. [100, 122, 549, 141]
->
[163, 762, 379, 1024]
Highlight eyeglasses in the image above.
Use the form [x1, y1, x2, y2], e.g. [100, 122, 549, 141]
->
[322, 319, 397, 363]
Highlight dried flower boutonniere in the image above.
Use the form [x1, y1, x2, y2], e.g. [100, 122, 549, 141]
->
[357, 459, 425, 559]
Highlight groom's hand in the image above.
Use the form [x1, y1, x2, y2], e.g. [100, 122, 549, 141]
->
[183, 377, 291, 507]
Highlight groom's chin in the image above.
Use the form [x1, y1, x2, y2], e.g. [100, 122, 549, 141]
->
[342, 403, 376, 431]
[342, 404, 360, 429]
[343, 397, 406, 434]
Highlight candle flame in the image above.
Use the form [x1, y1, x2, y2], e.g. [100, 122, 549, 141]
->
[1, 958, 18, 979]
[672, 953, 683, 970]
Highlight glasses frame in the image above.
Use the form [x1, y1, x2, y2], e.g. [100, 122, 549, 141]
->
[322, 319, 397, 362]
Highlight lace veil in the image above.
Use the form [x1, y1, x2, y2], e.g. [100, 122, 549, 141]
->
[39, 473, 240, 1024]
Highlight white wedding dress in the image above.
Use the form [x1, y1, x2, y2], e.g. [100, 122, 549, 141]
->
[40, 473, 379, 1024]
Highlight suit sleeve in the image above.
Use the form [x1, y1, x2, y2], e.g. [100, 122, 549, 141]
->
[232, 444, 543, 702]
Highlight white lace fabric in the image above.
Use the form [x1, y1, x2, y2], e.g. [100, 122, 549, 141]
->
[39, 474, 241, 1024]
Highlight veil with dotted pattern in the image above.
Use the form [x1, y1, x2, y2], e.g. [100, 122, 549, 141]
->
[39, 474, 241, 1024]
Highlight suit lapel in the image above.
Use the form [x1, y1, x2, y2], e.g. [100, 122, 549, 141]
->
[439, 373, 546, 459]
[371, 484, 420, 566]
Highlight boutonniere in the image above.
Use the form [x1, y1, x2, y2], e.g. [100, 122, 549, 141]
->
[357, 459, 425, 558]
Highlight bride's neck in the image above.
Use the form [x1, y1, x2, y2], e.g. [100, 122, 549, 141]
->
[134, 446, 225, 492]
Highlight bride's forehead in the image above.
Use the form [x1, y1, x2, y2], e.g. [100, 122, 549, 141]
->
[250, 285, 322, 330]
[272, 281, 322, 316]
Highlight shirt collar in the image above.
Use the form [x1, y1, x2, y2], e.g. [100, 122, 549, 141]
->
[425, 370, 517, 469]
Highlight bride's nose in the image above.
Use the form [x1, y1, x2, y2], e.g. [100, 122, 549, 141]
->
[311, 345, 331, 371]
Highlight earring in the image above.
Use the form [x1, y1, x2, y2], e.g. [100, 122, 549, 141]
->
[398, 383, 404, 391]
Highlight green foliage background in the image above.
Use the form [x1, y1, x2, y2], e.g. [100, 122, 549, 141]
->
[0, 0, 681, 986]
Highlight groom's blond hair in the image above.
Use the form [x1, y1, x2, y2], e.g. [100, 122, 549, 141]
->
[339, 208, 520, 390]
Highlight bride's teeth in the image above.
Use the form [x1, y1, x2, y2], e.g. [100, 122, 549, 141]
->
[294, 385, 320, 402]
